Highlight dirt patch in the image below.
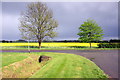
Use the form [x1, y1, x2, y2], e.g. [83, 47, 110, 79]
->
[39, 55, 51, 63]
[0, 69, 2, 79]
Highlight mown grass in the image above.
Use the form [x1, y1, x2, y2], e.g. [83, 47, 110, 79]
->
[1, 53, 28, 67]
[2, 52, 108, 78]
[30, 53, 108, 78]
[1, 46, 119, 50]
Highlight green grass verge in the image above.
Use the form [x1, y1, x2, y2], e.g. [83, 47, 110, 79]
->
[1, 46, 119, 50]
[2, 52, 108, 78]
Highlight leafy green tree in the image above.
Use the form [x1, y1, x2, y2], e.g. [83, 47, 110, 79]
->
[19, 2, 58, 48]
[77, 19, 104, 48]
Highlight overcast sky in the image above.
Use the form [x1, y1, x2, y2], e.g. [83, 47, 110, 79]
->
[1, 2, 118, 40]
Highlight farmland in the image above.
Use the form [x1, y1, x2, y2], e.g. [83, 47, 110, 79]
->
[0, 42, 98, 47]
[1, 52, 108, 78]
[1, 42, 119, 50]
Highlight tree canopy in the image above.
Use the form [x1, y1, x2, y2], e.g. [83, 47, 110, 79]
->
[19, 2, 58, 48]
[77, 19, 104, 47]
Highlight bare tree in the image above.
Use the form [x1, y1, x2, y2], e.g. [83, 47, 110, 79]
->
[19, 2, 58, 48]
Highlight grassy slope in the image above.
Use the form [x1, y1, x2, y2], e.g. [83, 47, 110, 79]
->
[1, 53, 28, 67]
[2, 53, 44, 78]
[2, 52, 108, 78]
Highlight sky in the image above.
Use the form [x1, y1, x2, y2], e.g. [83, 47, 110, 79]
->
[1, 2, 119, 40]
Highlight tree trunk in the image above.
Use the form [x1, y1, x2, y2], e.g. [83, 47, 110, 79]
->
[90, 43, 92, 48]
[38, 40, 42, 49]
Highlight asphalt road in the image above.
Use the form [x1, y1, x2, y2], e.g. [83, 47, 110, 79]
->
[1, 49, 119, 78]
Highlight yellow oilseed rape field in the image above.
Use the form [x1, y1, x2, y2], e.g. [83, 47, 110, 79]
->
[0, 43, 99, 47]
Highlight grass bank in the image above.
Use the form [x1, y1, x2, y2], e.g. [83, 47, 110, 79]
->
[2, 52, 108, 78]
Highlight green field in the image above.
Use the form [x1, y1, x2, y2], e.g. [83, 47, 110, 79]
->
[1, 52, 108, 78]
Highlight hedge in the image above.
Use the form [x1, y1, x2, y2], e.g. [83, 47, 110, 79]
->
[98, 43, 120, 48]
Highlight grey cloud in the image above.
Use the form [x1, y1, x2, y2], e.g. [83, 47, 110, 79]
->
[2, 2, 118, 40]
[48, 2, 118, 40]
[2, 2, 29, 15]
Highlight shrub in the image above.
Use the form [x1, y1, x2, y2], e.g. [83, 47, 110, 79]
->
[98, 43, 120, 48]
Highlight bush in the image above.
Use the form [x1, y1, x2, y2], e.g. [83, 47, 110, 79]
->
[98, 43, 120, 48]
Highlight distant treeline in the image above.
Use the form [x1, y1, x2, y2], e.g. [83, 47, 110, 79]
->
[0, 39, 120, 43]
